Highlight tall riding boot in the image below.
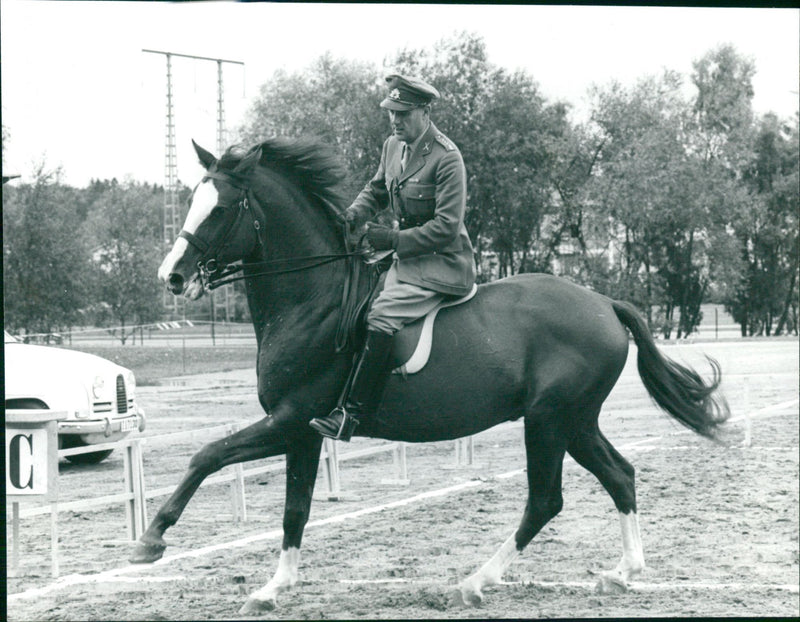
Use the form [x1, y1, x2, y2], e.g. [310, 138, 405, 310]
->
[309, 330, 395, 441]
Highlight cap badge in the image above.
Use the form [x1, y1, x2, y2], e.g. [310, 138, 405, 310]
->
[389, 88, 401, 100]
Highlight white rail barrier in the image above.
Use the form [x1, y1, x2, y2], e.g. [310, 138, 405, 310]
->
[12, 424, 419, 578]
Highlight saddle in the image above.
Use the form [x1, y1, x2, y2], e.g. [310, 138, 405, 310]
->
[390, 284, 477, 375]
[336, 222, 476, 375]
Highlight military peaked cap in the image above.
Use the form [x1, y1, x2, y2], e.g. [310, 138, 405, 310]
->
[380, 74, 440, 111]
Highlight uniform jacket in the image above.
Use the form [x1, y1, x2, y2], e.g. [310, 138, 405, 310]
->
[349, 123, 476, 296]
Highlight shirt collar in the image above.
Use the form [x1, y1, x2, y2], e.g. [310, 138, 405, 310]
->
[404, 121, 431, 154]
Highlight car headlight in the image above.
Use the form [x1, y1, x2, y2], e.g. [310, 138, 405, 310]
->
[126, 370, 136, 389]
[92, 375, 105, 399]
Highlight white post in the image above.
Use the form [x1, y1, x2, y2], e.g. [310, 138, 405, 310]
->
[226, 425, 247, 521]
[323, 438, 341, 499]
[395, 442, 408, 481]
[234, 460, 248, 522]
[131, 439, 148, 537]
[382, 442, 411, 486]
[50, 502, 60, 577]
[465, 436, 474, 466]
[11, 502, 20, 576]
[123, 442, 136, 539]
[742, 377, 752, 447]
[453, 437, 475, 466]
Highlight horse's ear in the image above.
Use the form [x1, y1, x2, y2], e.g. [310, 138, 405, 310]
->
[192, 140, 217, 171]
[232, 146, 262, 177]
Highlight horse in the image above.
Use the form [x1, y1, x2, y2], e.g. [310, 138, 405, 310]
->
[132, 137, 729, 613]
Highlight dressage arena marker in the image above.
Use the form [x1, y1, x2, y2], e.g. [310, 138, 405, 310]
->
[9, 397, 798, 603]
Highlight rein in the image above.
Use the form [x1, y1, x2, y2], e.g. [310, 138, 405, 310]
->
[202, 251, 365, 290]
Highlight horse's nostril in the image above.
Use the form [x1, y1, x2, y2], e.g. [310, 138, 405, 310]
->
[168, 273, 185, 294]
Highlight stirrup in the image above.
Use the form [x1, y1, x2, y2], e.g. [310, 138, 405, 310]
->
[309, 407, 360, 442]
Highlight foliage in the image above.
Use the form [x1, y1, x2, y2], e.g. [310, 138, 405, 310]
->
[3, 164, 94, 334]
[586, 61, 761, 338]
[236, 54, 387, 198]
[84, 179, 165, 343]
[3, 41, 797, 340]
[386, 32, 578, 280]
[726, 113, 800, 335]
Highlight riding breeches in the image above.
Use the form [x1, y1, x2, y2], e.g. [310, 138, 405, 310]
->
[367, 260, 447, 335]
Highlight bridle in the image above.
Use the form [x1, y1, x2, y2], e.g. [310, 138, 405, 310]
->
[175, 168, 381, 353]
[178, 170, 365, 292]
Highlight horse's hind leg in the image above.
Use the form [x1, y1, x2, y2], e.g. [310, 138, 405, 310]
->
[567, 420, 645, 593]
[455, 415, 568, 607]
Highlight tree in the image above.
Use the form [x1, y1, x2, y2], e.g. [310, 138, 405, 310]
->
[588, 70, 743, 337]
[3, 164, 94, 335]
[691, 44, 756, 170]
[237, 54, 387, 198]
[727, 113, 800, 335]
[690, 44, 798, 337]
[387, 32, 576, 280]
[85, 179, 164, 343]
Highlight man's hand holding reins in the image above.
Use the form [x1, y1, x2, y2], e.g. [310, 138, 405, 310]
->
[366, 222, 399, 251]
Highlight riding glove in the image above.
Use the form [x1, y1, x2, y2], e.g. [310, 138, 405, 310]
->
[342, 207, 360, 233]
[366, 223, 399, 251]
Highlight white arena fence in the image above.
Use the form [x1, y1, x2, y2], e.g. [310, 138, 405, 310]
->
[9, 423, 475, 577]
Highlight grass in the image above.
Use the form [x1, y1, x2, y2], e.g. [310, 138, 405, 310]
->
[64, 344, 258, 386]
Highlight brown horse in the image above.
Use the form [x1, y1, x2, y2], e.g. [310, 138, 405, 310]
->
[131, 138, 729, 613]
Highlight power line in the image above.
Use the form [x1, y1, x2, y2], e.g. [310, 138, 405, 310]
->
[142, 49, 245, 319]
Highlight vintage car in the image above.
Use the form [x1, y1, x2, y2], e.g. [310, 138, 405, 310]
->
[4, 331, 146, 464]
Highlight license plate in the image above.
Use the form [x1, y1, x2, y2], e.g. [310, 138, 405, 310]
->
[120, 418, 138, 432]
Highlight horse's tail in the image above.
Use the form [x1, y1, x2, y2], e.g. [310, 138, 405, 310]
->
[611, 300, 730, 440]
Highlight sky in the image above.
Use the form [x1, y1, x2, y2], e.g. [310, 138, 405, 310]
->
[2, 2, 798, 188]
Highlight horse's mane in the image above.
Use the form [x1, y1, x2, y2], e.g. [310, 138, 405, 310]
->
[218, 137, 347, 222]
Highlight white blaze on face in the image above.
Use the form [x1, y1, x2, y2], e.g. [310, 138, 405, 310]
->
[157, 181, 220, 283]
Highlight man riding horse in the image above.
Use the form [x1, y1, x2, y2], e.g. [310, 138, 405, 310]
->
[310, 74, 477, 442]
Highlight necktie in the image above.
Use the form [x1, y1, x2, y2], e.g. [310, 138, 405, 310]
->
[401, 144, 411, 172]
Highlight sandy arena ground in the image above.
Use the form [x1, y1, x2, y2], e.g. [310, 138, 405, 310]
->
[7, 339, 799, 620]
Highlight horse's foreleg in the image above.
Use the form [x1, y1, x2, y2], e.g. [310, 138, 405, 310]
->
[130, 417, 284, 564]
[455, 416, 567, 607]
[240, 433, 323, 614]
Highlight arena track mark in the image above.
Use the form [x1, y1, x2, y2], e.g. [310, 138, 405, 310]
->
[10, 398, 798, 603]
[338, 577, 800, 593]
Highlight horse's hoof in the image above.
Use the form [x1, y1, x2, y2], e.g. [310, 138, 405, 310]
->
[450, 585, 483, 608]
[239, 597, 276, 615]
[595, 571, 629, 594]
[129, 538, 167, 564]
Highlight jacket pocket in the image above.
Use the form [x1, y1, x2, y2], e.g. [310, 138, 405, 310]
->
[400, 183, 436, 224]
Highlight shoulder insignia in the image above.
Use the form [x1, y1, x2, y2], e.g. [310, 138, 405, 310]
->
[434, 133, 456, 151]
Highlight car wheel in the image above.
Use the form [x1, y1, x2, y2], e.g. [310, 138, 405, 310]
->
[61, 436, 114, 465]
[65, 447, 114, 465]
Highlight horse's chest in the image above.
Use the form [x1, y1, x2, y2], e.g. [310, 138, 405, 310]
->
[256, 334, 338, 405]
